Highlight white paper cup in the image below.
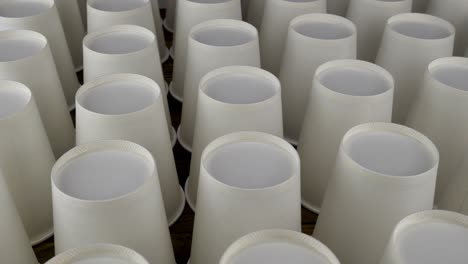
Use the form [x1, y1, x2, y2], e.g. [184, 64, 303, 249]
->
[346, 0, 412, 62]
[259, 0, 326, 75]
[0, 0, 80, 108]
[55, 0, 86, 70]
[376, 13, 455, 124]
[327, 0, 350, 16]
[163, 0, 176, 33]
[440, 152, 468, 214]
[78, 0, 87, 29]
[52, 140, 176, 264]
[299, 60, 394, 213]
[45, 244, 149, 264]
[178, 19, 260, 152]
[380, 210, 468, 264]
[150, 0, 170, 62]
[170, 0, 242, 102]
[314, 122, 439, 264]
[220, 229, 340, 264]
[0, 29, 75, 158]
[83, 25, 175, 145]
[87, 0, 155, 33]
[412, 0, 429, 12]
[185, 65, 284, 210]
[406, 57, 468, 205]
[0, 171, 38, 263]
[76, 74, 184, 225]
[190, 131, 301, 264]
[245, 0, 265, 29]
[427, 0, 468, 56]
[0, 80, 55, 245]
[281, 14, 357, 144]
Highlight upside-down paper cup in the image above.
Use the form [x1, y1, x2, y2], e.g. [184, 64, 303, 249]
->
[220, 230, 340, 264]
[280, 14, 357, 144]
[190, 131, 301, 264]
[314, 122, 439, 264]
[346, 0, 411, 62]
[87, 0, 155, 33]
[439, 152, 468, 214]
[76, 74, 184, 225]
[46, 244, 149, 264]
[170, 0, 242, 102]
[427, 0, 468, 56]
[0, 29, 75, 158]
[299, 60, 394, 213]
[380, 210, 468, 264]
[0, 171, 38, 263]
[327, 0, 350, 16]
[83, 25, 175, 145]
[259, 0, 326, 75]
[0, 81, 55, 245]
[52, 140, 176, 264]
[186, 66, 284, 210]
[178, 19, 260, 152]
[0, 0, 80, 108]
[376, 13, 455, 124]
[406, 57, 468, 204]
[245, 0, 265, 29]
[55, 0, 86, 70]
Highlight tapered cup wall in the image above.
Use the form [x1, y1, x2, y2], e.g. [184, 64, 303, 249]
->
[83, 25, 175, 145]
[406, 57, 468, 206]
[259, 0, 326, 76]
[170, 0, 242, 102]
[314, 123, 439, 264]
[78, 0, 87, 28]
[0, 29, 75, 158]
[246, 0, 265, 29]
[0, 81, 55, 245]
[178, 19, 260, 152]
[150, 0, 170, 61]
[427, 0, 468, 56]
[281, 14, 357, 144]
[52, 140, 176, 264]
[76, 74, 184, 225]
[45, 244, 150, 264]
[346, 0, 411, 62]
[185, 66, 284, 210]
[190, 132, 301, 264]
[0, 0, 80, 108]
[55, 0, 86, 70]
[0, 171, 38, 263]
[412, 0, 428, 12]
[440, 153, 468, 215]
[220, 230, 340, 264]
[163, 0, 176, 33]
[380, 210, 468, 264]
[327, 0, 350, 16]
[376, 13, 455, 124]
[299, 60, 394, 213]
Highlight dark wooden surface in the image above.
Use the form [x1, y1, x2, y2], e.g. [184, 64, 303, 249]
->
[33, 15, 319, 263]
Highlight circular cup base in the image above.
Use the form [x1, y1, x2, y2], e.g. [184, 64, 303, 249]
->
[301, 199, 321, 214]
[170, 126, 177, 147]
[160, 46, 170, 63]
[169, 81, 183, 102]
[167, 185, 186, 226]
[30, 227, 54, 246]
[169, 46, 174, 59]
[163, 19, 174, 33]
[184, 177, 196, 212]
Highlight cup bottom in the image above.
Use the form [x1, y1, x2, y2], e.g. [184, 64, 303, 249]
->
[164, 19, 174, 33]
[301, 199, 321, 214]
[169, 46, 174, 59]
[160, 46, 170, 63]
[30, 227, 54, 246]
[184, 177, 196, 212]
[177, 125, 193, 153]
[167, 185, 186, 226]
[169, 81, 183, 102]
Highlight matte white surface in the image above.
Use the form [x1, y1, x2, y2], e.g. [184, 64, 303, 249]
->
[0, 30, 75, 158]
[0, 2, 50, 17]
[89, 0, 147, 12]
[345, 131, 435, 176]
[75, 258, 128, 264]
[204, 142, 294, 189]
[231, 243, 329, 264]
[319, 68, 390, 96]
[398, 222, 468, 263]
[55, 150, 150, 201]
[178, 19, 260, 151]
[0, 86, 30, 119]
